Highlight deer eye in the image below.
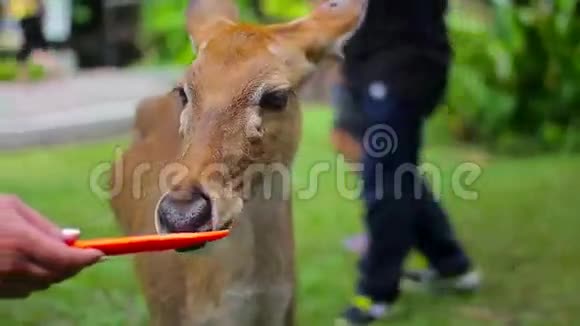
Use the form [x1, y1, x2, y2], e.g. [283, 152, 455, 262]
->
[259, 89, 290, 111]
[174, 87, 189, 107]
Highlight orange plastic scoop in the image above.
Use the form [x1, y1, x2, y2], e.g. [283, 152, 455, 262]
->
[70, 231, 230, 256]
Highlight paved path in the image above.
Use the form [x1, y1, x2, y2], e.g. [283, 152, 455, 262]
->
[0, 68, 181, 150]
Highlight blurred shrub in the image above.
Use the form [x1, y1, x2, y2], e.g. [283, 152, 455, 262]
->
[447, 0, 580, 154]
[262, 0, 309, 19]
[141, 0, 193, 65]
[140, 0, 308, 65]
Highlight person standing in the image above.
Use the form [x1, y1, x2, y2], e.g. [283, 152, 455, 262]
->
[337, 1, 481, 324]
[8, 0, 53, 80]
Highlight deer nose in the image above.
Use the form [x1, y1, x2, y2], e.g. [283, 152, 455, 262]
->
[155, 187, 213, 234]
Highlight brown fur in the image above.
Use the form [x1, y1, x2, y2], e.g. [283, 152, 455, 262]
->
[109, 1, 366, 325]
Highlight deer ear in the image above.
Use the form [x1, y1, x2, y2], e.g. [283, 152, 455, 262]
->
[186, 0, 239, 48]
[270, 0, 367, 63]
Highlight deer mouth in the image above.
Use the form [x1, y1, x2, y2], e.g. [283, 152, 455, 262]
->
[154, 189, 214, 234]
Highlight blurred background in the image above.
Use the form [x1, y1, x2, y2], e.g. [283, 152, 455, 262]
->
[1, 0, 579, 325]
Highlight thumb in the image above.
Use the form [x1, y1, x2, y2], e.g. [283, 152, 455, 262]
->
[24, 228, 103, 273]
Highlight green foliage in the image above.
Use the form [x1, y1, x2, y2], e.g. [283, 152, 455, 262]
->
[262, 0, 309, 19]
[72, 2, 93, 25]
[140, 0, 309, 65]
[141, 0, 193, 65]
[447, 0, 580, 154]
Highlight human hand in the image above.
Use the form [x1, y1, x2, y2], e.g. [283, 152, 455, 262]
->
[0, 195, 103, 299]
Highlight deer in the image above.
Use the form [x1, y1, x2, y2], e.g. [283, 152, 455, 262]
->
[109, 0, 367, 325]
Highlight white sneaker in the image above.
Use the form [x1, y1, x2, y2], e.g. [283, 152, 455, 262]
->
[336, 295, 393, 325]
[403, 269, 482, 293]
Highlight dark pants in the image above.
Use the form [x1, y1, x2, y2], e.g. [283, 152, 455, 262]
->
[17, 15, 47, 63]
[353, 71, 471, 303]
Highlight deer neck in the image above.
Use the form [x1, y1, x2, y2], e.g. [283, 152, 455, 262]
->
[239, 167, 294, 255]
[201, 165, 295, 285]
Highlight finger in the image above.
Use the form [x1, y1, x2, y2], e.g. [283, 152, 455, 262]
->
[11, 198, 62, 238]
[0, 253, 55, 292]
[0, 287, 33, 299]
[0, 278, 52, 293]
[22, 228, 103, 276]
[5, 261, 54, 281]
[46, 248, 104, 283]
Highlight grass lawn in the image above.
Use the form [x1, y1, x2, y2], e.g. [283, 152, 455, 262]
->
[0, 60, 44, 81]
[1, 108, 579, 325]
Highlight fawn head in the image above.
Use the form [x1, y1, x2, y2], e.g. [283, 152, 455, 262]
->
[155, 0, 367, 235]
